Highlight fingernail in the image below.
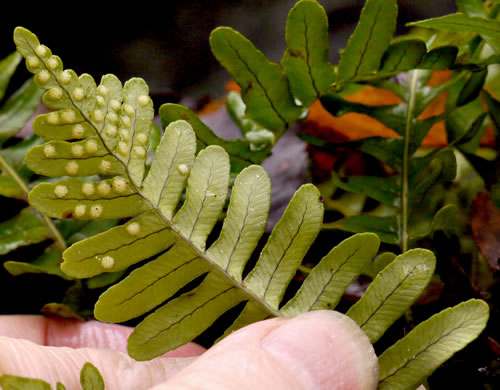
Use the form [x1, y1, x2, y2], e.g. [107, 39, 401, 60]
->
[261, 311, 378, 390]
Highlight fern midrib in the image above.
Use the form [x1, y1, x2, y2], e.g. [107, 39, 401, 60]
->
[223, 183, 255, 272]
[28, 40, 282, 319]
[74, 225, 171, 263]
[225, 39, 289, 130]
[307, 247, 362, 311]
[145, 285, 236, 344]
[156, 136, 182, 208]
[114, 254, 201, 307]
[378, 316, 479, 384]
[302, 12, 320, 97]
[262, 205, 308, 301]
[187, 159, 215, 241]
[358, 263, 418, 329]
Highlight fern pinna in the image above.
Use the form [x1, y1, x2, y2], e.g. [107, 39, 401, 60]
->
[14, 13, 488, 390]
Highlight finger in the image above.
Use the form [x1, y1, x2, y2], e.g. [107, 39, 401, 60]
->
[156, 311, 378, 390]
[0, 336, 196, 389]
[46, 319, 206, 358]
[0, 316, 205, 357]
[0, 315, 46, 344]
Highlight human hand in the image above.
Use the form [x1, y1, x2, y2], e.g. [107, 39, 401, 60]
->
[0, 311, 378, 390]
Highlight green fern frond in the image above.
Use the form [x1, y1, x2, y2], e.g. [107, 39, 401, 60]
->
[15, 14, 491, 387]
[15, 27, 383, 360]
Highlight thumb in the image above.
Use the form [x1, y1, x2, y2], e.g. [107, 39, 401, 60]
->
[157, 310, 378, 390]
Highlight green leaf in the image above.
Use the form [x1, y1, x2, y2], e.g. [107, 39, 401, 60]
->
[207, 165, 271, 279]
[362, 251, 397, 278]
[417, 46, 458, 70]
[281, 0, 335, 106]
[330, 171, 400, 207]
[0, 51, 22, 100]
[244, 184, 323, 309]
[128, 272, 246, 360]
[95, 242, 209, 323]
[456, 69, 487, 107]
[226, 91, 275, 151]
[62, 211, 176, 278]
[0, 375, 52, 390]
[378, 299, 489, 390]
[325, 215, 399, 245]
[430, 204, 460, 236]
[80, 362, 105, 390]
[142, 120, 196, 219]
[408, 204, 460, 244]
[356, 137, 404, 170]
[4, 247, 70, 279]
[379, 39, 427, 75]
[0, 175, 24, 198]
[160, 103, 269, 174]
[28, 177, 149, 219]
[347, 249, 436, 343]
[210, 27, 301, 133]
[172, 145, 230, 248]
[0, 78, 43, 138]
[457, 0, 488, 18]
[337, 0, 398, 83]
[0, 208, 50, 255]
[408, 13, 500, 53]
[226, 90, 263, 136]
[1, 134, 42, 171]
[281, 233, 379, 316]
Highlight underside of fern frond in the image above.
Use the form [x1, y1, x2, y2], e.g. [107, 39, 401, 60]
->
[15, 22, 489, 389]
[15, 27, 385, 360]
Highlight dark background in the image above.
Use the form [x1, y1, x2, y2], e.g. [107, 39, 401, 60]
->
[3, 0, 456, 105]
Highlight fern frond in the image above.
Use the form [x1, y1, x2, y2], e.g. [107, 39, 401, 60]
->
[14, 9, 491, 386]
[15, 27, 383, 360]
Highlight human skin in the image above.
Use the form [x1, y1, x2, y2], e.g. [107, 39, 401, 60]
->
[0, 311, 379, 390]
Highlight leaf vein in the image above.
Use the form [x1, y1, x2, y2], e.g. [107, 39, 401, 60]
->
[114, 255, 200, 307]
[74, 226, 171, 263]
[379, 316, 481, 384]
[359, 263, 418, 328]
[262, 204, 308, 301]
[302, 12, 320, 96]
[308, 247, 362, 310]
[351, 2, 383, 80]
[157, 136, 182, 207]
[145, 286, 235, 343]
[226, 40, 288, 127]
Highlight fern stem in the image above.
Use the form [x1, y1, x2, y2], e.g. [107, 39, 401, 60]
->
[298, 265, 312, 275]
[0, 154, 67, 251]
[400, 70, 419, 253]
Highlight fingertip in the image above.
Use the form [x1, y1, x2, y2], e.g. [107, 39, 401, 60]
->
[261, 311, 378, 390]
[0, 315, 47, 344]
[164, 310, 378, 390]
